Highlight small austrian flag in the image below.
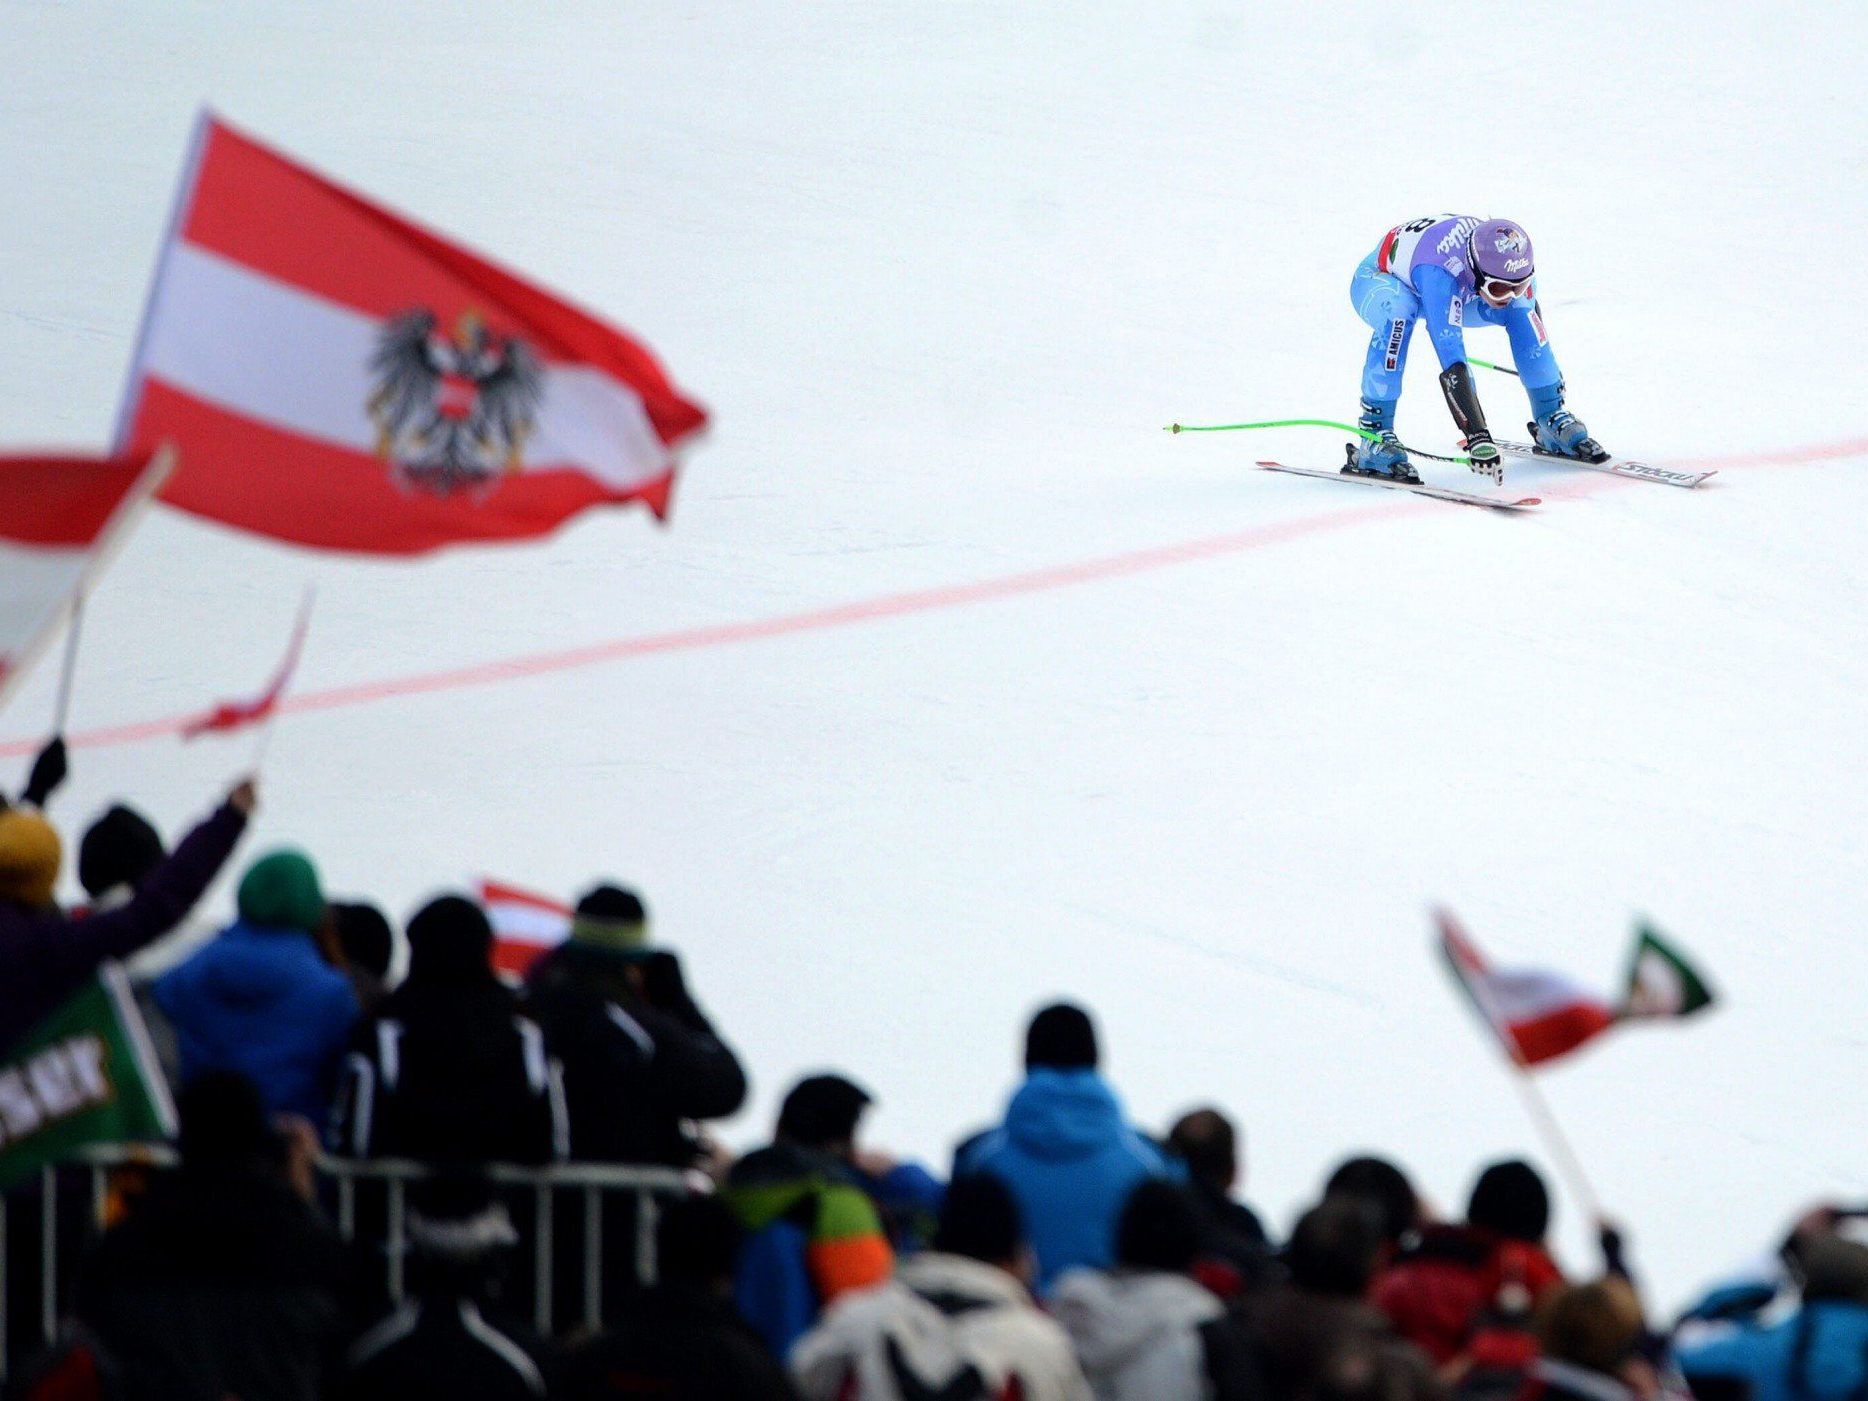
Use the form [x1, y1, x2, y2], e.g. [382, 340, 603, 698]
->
[117, 113, 708, 555]
[478, 879, 572, 979]
[182, 590, 313, 740]
[0, 449, 173, 714]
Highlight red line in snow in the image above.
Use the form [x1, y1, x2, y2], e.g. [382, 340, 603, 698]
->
[4, 436, 1863, 758]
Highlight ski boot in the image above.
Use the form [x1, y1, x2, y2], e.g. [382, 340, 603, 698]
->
[1530, 409, 1608, 463]
[1528, 382, 1609, 463]
[1342, 399, 1422, 484]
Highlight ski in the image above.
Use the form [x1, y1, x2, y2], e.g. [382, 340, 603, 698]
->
[1493, 440, 1715, 489]
[1255, 461, 1540, 511]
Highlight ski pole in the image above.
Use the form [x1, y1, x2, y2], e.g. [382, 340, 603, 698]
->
[1468, 357, 1520, 378]
[1165, 417, 1476, 467]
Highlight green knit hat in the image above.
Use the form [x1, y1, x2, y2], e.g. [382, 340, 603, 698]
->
[236, 849, 326, 932]
[570, 883, 650, 954]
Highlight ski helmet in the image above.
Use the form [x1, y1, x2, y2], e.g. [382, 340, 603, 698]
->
[1468, 218, 1534, 296]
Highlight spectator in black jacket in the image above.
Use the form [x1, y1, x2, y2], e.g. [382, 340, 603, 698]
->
[330, 899, 398, 1019]
[522, 883, 745, 1164]
[332, 894, 562, 1164]
[0, 779, 253, 1055]
[523, 883, 745, 1327]
[345, 1173, 550, 1401]
[76, 1071, 355, 1401]
[555, 1193, 802, 1400]
[1225, 1198, 1440, 1401]
[1168, 1106, 1278, 1299]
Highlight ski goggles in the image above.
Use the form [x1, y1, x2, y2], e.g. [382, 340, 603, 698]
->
[1477, 273, 1533, 302]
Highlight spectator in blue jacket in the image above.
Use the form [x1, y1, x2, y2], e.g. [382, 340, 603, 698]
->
[957, 1002, 1171, 1294]
[1679, 1231, 1868, 1401]
[156, 848, 357, 1132]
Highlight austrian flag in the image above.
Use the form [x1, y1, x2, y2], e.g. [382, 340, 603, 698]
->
[477, 879, 572, 979]
[117, 114, 707, 555]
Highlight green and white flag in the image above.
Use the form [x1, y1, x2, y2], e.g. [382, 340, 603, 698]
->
[1620, 922, 1716, 1021]
[0, 964, 175, 1190]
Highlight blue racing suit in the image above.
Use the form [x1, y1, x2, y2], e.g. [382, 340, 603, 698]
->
[1352, 213, 1561, 415]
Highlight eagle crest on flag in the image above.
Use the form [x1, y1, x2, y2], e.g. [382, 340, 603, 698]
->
[367, 310, 544, 495]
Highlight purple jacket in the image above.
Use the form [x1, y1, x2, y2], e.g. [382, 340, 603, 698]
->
[0, 802, 246, 1056]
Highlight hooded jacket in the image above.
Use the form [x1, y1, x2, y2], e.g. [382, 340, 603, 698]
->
[791, 1251, 1092, 1401]
[0, 802, 245, 1056]
[155, 920, 357, 1129]
[958, 1069, 1171, 1292]
[1678, 1300, 1868, 1401]
[1051, 1268, 1223, 1401]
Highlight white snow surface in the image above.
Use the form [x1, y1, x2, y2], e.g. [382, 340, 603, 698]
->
[4, 1, 1866, 1310]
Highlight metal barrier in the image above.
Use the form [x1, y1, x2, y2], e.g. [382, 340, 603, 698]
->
[0, 1146, 689, 1381]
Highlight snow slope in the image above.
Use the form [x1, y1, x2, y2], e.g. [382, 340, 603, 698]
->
[4, 0, 1866, 1306]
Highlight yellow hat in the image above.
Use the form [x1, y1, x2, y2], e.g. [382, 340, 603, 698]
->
[0, 810, 63, 907]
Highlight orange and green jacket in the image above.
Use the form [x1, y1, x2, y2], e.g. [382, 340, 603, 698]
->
[724, 1142, 894, 1356]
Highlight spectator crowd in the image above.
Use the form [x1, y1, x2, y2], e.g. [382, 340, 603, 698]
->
[2, 747, 1864, 1401]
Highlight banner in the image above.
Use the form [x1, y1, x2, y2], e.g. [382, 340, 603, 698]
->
[118, 114, 707, 555]
[0, 964, 176, 1190]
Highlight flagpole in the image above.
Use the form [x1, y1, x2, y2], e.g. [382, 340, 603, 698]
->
[1503, 1061, 1604, 1227]
[249, 585, 315, 773]
[249, 707, 282, 773]
[51, 600, 84, 734]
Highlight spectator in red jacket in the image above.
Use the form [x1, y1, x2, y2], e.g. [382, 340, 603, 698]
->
[1372, 1160, 1564, 1369]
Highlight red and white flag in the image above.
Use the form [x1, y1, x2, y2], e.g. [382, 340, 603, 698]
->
[0, 449, 173, 714]
[478, 879, 572, 979]
[1436, 908, 1615, 1067]
[117, 114, 707, 555]
[182, 590, 313, 739]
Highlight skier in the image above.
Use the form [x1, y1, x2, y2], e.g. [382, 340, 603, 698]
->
[1346, 214, 1606, 484]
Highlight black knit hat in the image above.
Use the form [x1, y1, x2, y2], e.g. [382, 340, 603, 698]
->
[331, 900, 396, 980]
[935, 1175, 1024, 1265]
[776, 1073, 873, 1148]
[1467, 1159, 1551, 1242]
[1115, 1180, 1202, 1272]
[1288, 1197, 1384, 1296]
[77, 804, 165, 900]
[1323, 1155, 1420, 1245]
[1024, 1002, 1099, 1071]
[406, 895, 495, 986]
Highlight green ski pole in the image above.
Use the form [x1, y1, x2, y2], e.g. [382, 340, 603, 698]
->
[1164, 417, 1475, 467]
